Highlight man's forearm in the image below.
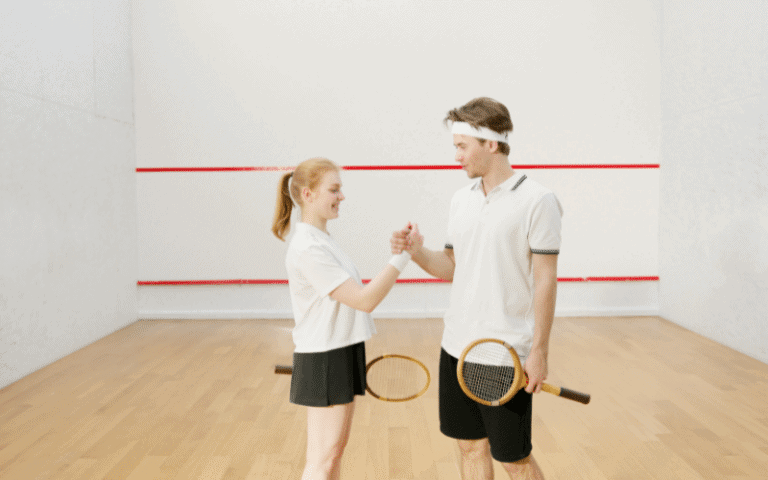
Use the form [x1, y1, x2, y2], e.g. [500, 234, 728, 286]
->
[532, 278, 557, 354]
[411, 248, 455, 281]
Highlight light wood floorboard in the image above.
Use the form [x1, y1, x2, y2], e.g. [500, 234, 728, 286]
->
[1, 316, 767, 479]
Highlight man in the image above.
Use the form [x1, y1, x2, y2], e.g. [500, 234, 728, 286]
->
[392, 97, 562, 479]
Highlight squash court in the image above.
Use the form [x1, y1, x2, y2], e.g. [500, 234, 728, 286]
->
[2, 1, 767, 479]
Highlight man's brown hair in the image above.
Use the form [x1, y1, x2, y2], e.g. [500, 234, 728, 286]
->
[444, 97, 513, 155]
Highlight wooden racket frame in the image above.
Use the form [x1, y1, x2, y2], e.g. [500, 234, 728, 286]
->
[365, 354, 431, 402]
[273, 353, 431, 402]
[457, 338, 591, 406]
[457, 338, 525, 406]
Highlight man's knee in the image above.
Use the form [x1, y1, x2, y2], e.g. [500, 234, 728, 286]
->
[457, 438, 491, 458]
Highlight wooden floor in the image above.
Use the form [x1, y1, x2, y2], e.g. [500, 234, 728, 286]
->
[1, 316, 767, 479]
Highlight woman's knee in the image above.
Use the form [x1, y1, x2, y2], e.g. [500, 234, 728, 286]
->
[305, 403, 355, 464]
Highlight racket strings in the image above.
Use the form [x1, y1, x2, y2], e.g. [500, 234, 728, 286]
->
[366, 356, 428, 401]
[462, 343, 517, 402]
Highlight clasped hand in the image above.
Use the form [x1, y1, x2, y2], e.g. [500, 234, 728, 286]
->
[390, 222, 423, 255]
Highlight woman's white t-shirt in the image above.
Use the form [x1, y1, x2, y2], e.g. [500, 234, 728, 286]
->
[285, 222, 376, 353]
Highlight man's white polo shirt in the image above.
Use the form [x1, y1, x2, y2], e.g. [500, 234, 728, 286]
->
[286, 222, 376, 353]
[442, 171, 563, 363]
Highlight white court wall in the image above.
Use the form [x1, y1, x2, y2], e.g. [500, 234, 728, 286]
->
[133, 0, 662, 319]
[0, 0, 137, 389]
[659, 2, 768, 364]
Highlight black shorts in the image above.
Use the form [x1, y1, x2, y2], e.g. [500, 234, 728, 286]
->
[289, 342, 367, 407]
[439, 348, 533, 463]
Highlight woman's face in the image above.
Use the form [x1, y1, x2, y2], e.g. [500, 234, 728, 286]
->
[307, 170, 345, 220]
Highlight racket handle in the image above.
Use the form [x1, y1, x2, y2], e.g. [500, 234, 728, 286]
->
[274, 365, 293, 375]
[558, 387, 590, 404]
[541, 383, 590, 404]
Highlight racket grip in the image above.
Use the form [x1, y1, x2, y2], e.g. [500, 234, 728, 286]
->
[274, 365, 293, 375]
[558, 387, 590, 405]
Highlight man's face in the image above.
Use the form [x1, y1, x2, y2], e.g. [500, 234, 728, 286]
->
[453, 134, 490, 179]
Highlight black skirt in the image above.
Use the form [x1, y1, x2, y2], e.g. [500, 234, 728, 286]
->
[289, 342, 367, 407]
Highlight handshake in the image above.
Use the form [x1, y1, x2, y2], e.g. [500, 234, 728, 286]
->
[390, 222, 424, 256]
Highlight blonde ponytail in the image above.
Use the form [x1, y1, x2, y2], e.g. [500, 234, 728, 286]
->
[271, 171, 294, 241]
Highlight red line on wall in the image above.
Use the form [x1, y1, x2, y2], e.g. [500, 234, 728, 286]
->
[137, 164, 659, 173]
[345, 164, 660, 170]
[138, 276, 658, 286]
[138, 280, 289, 285]
[136, 167, 294, 172]
[343, 165, 461, 170]
[585, 276, 660, 282]
[558, 276, 660, 282]
[516, 164, 659, 169]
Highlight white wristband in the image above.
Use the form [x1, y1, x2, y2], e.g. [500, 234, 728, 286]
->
[388, 251, 412, 272]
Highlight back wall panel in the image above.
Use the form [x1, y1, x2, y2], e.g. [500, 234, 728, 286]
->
[133, 0, 662, 318]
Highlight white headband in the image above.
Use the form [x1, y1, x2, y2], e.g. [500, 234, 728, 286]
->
[451, 121, 509, 144]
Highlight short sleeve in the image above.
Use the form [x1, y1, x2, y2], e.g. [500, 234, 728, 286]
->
[297, 245, 352, 296]
[529, 192, 563, 254]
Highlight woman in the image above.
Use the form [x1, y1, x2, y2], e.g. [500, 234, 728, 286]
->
[272, 157, 411, 480]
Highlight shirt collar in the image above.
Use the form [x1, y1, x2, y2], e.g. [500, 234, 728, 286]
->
[296, 221, 330, 239]
[470, 171, 528, 193]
